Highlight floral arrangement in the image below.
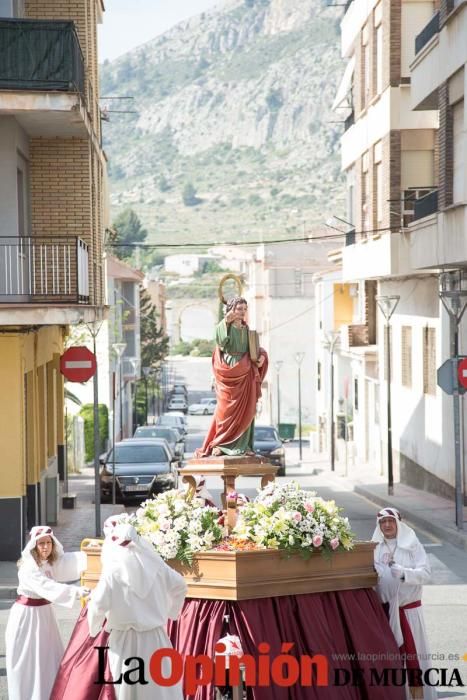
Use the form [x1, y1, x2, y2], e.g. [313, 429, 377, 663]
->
[232, 481, 354, 558]
[129, 489, 224, 564]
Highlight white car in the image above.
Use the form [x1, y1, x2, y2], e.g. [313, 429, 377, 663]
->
[167, 396, 188, 413]
[188, 398, 217, 415]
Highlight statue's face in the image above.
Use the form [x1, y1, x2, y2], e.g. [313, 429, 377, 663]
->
[233, 302, 247, 320]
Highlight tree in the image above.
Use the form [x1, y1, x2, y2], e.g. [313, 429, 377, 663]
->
[139, 286, 169, 368]
[111, 208, 147, 261]
[182, 182, 201, 207]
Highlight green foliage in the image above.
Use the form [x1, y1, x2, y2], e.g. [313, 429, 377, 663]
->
[171, 338, 215, 357]
[111, 208, 147, 261]
[140, 286, 169, 368]
[79, 404, 109, 463]
[171, 340, 192, 356]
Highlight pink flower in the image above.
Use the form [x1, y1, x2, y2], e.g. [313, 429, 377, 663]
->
[305, 502, 314, 513]
[312, 534, 323, 547]
[292, 511, 302, 522]
[330, 537, 340, 550]
[159, 518, 171, 532]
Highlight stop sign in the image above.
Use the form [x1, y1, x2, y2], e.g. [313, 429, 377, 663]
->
[458, 358, 467, 389]
[60, 346, 97, 383]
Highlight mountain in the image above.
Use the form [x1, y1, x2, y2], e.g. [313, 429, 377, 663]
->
[100, 0, 346, 248]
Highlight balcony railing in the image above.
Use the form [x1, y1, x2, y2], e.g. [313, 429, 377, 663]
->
[415, 11, 439, 54]
[413, 189, 438, 221]
[0, 236, 89, 303]
[0, 19, 85, 96]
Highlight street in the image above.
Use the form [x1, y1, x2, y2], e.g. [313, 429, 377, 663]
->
[0, 357, 466, 699]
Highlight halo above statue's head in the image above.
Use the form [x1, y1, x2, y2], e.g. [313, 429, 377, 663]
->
[218, 273, 244, 306]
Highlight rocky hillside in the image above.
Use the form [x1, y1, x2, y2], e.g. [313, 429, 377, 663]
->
[101, 0, 346, 246]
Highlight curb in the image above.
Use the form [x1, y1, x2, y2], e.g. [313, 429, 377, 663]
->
[353, 484, 467, 552]
[0, 586, 17, 600]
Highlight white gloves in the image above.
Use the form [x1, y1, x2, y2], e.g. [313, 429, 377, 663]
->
[390, 563, 405, 580]
[76, 585, 91, 599]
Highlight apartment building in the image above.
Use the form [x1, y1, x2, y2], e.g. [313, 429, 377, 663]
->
[330, 0, 462, 494]
[0, 0, 107, 558]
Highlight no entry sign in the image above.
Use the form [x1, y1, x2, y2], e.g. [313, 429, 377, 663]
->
[60, 346, 97, 383]
[458, 358, 467, 389]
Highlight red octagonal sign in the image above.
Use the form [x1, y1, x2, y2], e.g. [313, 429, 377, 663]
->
[458, 358, 467, 389]
[60, 346, 97, 383]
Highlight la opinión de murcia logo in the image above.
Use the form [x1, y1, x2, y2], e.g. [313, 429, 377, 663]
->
[93, 643, 465, 693]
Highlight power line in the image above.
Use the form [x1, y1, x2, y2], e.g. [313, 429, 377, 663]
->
[106, 225, 394, 250]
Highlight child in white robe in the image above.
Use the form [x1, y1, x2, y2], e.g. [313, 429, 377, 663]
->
[5, 525, 89, 700]
[87, 521, 187, 700]
[372, 507, 436, 700]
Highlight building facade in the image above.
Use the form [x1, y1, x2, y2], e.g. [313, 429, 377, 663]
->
[0, 0, 107, 558]
[331, 0, 467, 498]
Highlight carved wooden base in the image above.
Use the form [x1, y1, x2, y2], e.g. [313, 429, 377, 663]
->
[179, 456, 277, 514]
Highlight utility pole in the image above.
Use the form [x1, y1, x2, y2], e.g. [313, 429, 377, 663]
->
[376, 295, 400, 496]
[295, 353, 305, 461]
[274, 361, 283, 432]
[439, 271, 467, 530]
[84, 318, 103, 537]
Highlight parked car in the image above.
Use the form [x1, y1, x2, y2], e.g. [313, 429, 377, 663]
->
[167, 396, 188, 413]
[133, 425, 184, 463]
[163, 411, 188, 431]
[188, 398, 217, 415]
[171, 383, 188, 397]
[156, 413, 187, 435]
[253, 425, 286, 476]
[100, 439, 178, 502]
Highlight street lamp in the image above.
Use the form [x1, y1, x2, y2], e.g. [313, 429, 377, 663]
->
[376, 295, 400, 496]
[274, 361, 283, 432]
[128, 357, 140, 435]
[439, 270, 467, 530]
[295, 353, 305, 461]
[324, 332, 340, 472]
[142, 366, 151, 425]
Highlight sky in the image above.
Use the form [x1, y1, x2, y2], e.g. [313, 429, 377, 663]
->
[98, 0, 220, 62]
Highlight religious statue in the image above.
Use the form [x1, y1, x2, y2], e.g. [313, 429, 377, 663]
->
[196, 293, 268, 458]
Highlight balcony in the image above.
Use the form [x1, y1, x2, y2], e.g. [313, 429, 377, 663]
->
[415, 12, 439, 55]
[0, 19, 84, 95]
[0, 19, 92, 137]
[413, 189, 438, 221]
[0, 236, 89, 304]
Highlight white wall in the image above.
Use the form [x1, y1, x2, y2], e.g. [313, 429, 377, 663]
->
[0, 116, 30, 236]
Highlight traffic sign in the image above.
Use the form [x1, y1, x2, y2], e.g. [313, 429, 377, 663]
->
[60, 346, 97, 383]
[437, 358, 466, 395]
[458, 358, 467, 389]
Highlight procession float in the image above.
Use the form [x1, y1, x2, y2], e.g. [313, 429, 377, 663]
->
[59, 277, 405, 699]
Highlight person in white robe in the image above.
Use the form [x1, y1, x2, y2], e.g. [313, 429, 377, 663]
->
[87, 520, 187, 700]
[5, 525, 89, 700]
[372, 507, 436, 700]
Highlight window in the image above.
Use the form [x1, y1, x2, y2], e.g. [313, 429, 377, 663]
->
[374, 142, 383, 225]
[362, 153, 370, 236]
[401, 326, 412, 388]
[0, 0, 23, 15]
[375, 24, 383, 94]
[453, 100, 465, 204]
[361, 25, 370, 109]
[354, 378, 359, 411]
[423, 327, 436, 395]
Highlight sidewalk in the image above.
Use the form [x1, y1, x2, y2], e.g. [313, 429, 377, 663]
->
[0, 467, 125, 599]
[286, 440, 467, 552]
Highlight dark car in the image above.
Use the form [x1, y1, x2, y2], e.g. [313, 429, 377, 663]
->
[100, 439, 178, 502]
[133, 425, 184, 464]
[171, 384, 188, 397]
[254, 425, 286, 476]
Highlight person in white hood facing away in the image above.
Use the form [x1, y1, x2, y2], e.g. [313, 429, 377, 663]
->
[87, 520, 187, 699]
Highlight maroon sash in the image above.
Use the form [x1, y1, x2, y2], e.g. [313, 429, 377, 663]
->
[16, 595, 51, 606]
[399, 600, 423, 685]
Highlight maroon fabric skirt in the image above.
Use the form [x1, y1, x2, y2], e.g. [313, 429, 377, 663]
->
[51, 590, 404, 700]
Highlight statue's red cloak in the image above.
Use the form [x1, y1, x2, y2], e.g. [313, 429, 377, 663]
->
[196, 346, 268, 457]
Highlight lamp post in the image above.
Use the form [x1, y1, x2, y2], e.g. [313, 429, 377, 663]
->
[295, 353, 305, 461]
[111, 342, 126, 505]
[142, 366, 151, 425]
[324, 332, 340, 472]
[274, 361, 283, 432]
[128, 357, 140, 436]
[439, 270, 467, 530]
[376, 295, 400, 496]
